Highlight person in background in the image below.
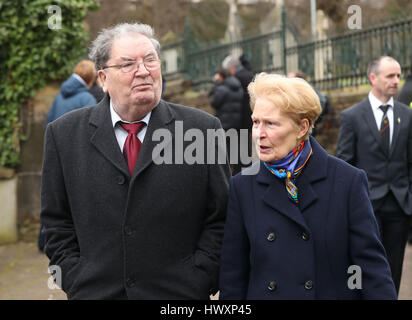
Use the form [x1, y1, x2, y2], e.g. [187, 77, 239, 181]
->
[89, 76, 105, 102]
[337, 56, 412, 294]
[38, 60, 97, 252]
[210, 67, 244, 175]
[397, 73, 412, 245]
[219, 73, 396, 299]
[222, 54, 255, 170]
[46, 60, 97, 123]
[397, 73, 412, 107]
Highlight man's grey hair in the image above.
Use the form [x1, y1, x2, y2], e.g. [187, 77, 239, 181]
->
[222, 55, 240, 70]
[89, 23, 161, 70]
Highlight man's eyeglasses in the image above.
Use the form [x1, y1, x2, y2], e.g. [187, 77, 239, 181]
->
[103, 58, 161, 73]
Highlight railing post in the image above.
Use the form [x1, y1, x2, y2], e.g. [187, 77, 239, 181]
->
[281, 4, 287, 75]
[183, 17, 191, 79]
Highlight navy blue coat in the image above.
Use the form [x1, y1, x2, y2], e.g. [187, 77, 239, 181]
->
[47, 75, 96, 123]
[219, 137, 396, 300]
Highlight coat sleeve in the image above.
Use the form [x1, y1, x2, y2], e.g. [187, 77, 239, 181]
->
[219, 177, 251, 300]
[40, 124, 81, 293]
[348, 169, 397, 299]
[336, 110, 356, 165]
[193, 117, 231, 295]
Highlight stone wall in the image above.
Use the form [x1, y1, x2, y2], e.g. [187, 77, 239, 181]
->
[16, 83, 60, 229]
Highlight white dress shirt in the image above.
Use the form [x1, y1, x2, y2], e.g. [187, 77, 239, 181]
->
[368, 92, 394, 146]
[110, 99, 151, 152]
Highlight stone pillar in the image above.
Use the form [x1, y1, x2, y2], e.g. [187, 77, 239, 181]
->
[17, 83, 59, 226]
[0, 168, 18, 244]
[314, 9, 331, 81]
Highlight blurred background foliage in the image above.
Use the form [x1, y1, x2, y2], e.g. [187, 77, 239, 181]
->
[0, 0, 98, 168]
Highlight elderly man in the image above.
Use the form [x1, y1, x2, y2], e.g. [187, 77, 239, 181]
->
[337, 56, 412, 295]
[41, 23, 230, 300]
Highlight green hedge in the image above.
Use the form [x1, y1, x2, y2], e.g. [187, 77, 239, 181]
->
[0, 0, 98, 168]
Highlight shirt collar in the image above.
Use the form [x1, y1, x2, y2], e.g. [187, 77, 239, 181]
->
[368, 91, 394, 111]
[110, 99, 151, 128]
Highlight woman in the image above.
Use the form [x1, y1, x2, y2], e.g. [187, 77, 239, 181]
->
[219, 73, 396, 299]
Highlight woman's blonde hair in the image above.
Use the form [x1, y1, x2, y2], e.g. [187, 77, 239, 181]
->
[248, 73, 322, 140]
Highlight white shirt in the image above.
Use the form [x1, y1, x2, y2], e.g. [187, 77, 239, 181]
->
[368, 92, 394, 146]
[110, 99, 151, 152]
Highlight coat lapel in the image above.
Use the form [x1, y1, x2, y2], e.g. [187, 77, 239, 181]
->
[89, 95, 130, 177]
[298, 137, 328, 212]
[132, 100, 174, 180]
[258, 166, 309, 231]
[360, 99, 388, 156]
[256, 137, 327, 231]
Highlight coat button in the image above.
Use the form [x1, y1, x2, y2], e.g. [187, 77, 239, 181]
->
[117, 175, 126, 185]
[126, 278, 136, 288]
[301, 232, 310, 241]
[267, 232, 276, 242]
[268, 281, 277, 291]
[304, 280, 313, 290]
[124, 226, 134, 236]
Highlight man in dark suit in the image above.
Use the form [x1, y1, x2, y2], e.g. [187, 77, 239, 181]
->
[40, 22, 231, 299]
[337, 56, 412, 295]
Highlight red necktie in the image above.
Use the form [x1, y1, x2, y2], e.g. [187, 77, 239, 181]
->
[120, 122, 146, 175]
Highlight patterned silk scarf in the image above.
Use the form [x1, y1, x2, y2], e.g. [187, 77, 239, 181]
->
[263, 139, 313, 204]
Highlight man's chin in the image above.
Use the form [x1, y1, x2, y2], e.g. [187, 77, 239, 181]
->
[132, 93, 156, 106]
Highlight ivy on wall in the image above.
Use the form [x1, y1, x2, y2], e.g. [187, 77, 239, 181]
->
[0, 0, 98, 168]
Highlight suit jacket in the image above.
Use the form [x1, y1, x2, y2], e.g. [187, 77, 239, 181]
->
[41, 95, 231, 299]
[337, 98, 412, 214]
[219, 137, 396, 299]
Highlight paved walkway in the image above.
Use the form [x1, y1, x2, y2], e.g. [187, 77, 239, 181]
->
[1, 240, 411, 300]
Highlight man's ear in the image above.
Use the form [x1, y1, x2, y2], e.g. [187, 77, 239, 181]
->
[98, 70, 108, 93]
[369, 73, 376, 85]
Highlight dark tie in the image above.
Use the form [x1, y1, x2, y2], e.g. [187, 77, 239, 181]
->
[379, 105, 390, 153]
[119, 122, 146, 175]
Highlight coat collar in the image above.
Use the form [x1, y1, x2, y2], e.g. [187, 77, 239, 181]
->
[89, 96, 174, 179]
[256, 136, 328, 230]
